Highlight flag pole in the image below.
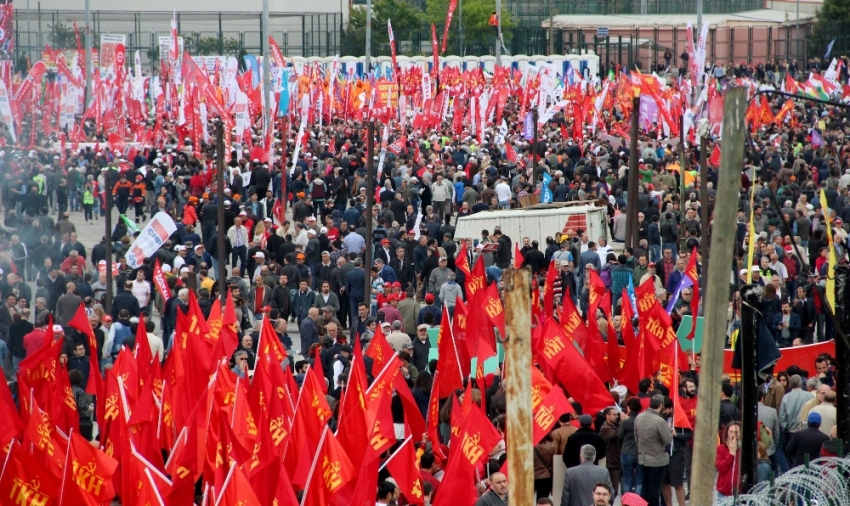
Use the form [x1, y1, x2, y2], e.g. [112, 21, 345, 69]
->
[58, 427, 74, 504]
[502, 267, 534, 505]
[690, 86, 746, 506]
[299, 425, 330, 506]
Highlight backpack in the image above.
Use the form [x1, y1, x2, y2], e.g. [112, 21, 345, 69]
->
[600, 266, 613, 289]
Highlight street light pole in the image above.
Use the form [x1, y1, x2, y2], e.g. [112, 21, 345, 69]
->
[85, 0, 93, 106]
[262, 0, 271, 142]
[365, 0, 372, 74]
[495, 0, 501, 66]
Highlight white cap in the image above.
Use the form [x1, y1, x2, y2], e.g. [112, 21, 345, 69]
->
[175, 245, 187, 251]
[254, 252, 265, 259]
[224, 200, 231, 205]
[320, 227, 328, 233]
[52, 324, 64, 333]
[307, 229, 316, 236]
[161, 264, 172, 273]
[180, 267, 191, 273]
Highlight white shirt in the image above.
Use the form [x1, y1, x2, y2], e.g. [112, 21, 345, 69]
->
[495, 182, 512, 201]
[174, 256, 186, 271]
[146, 332, 165, 361]
[131, 279, 151, 307]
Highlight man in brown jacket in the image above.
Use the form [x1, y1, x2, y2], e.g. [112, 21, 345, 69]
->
[552, 413, 578, 455]
[599, 407, 622, 504]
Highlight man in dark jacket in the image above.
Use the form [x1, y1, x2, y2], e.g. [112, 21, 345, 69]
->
[493, 228, 512, 269]
[344, 258, 366, 330]
[786, 412, 830, 468]
[111, 280, 142, 320]
[270, 275, 291, 320]
[563, 414, 607, 468]
[719, 382, 740, 428]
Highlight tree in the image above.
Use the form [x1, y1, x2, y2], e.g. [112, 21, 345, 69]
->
[187, 33, 243, 57]
[343, 0, 425, 56]
[48, 21, 100, 50]
[812, 2, 850, 59]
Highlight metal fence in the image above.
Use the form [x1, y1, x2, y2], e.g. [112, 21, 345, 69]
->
[508, 0, 762, 26]
[561, 23, 814, 73]
[12, 10, 344, 66]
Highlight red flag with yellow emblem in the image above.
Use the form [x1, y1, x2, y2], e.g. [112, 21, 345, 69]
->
[435, 307, 464, 399]
[385, 437, 426, 505]
[0, 442, 60, 505]
[302, 426, 356, 506]
[62, 430, 119, 505]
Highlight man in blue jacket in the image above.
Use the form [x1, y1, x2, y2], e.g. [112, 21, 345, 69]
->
[344, 257, 366, 330]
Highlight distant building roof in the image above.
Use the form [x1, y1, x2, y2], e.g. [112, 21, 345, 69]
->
[543, 9, 815, 29]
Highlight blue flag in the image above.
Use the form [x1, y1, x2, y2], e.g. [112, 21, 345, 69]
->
[523, 112, 534, 141]
[541, 172, 553, 203]
[243, 55, 260, 88]
[278, 70, 291, 116]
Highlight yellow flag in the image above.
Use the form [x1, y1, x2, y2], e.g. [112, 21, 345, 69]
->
[746, 187, 757, 283]
[820, 189, 836, 310]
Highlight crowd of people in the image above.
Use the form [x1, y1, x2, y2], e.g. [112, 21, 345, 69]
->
[0, 52, 848, 505]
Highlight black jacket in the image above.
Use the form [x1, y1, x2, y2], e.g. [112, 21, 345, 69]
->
[563, 427, 606, 468]
[111, 291, 142, 319]
[495, 235, 512, 269]
[390, 257, 416, 290]
[786, 427, 830, 468]
[270, 285, 291, 319]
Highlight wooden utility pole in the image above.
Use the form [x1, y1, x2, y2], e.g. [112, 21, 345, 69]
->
[690, 86, 746, 506]
[699, 135, 709, 274]
[216, 121, 227, 301]
[364, 121, 375, 301]
[502, 268, 534, 505]
[625, 95, 640, 249]
[678, 114, 687, 253]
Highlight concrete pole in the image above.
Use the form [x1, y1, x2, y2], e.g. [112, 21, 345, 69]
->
[365, 0, 372, 73]
[364, 122, 375, 299]
[216, 121, 227, 300]
[104, 169, 113, 314]
[85, 0, 93, 107]
[262, 0, 271, 140]
[495, 0, 501, 66]
[548, 0, 554, 56]
[699, 136, 709, 273]
[26, 0, 30, 64]
[502, 268, 534, 505]
[458, 0, 463, 56]
[689, 86, 746, 506]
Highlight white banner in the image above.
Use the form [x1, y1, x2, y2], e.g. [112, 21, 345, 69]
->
[99, 34, 126, 79]
[0, 80, 15, 141]
[125, 212, 178, 268]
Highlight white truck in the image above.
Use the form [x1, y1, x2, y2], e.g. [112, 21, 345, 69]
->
[453, 202, 614, 251]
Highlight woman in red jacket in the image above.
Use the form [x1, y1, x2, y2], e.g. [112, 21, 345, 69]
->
[715, 421, 742, 498]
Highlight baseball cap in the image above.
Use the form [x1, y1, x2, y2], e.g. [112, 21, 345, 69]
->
[52, 324, 64, 333]
[808, 412, 822, 425]
[578, 414, 593, 427]
[560, 260, 570, 266]
[381, 321, 391, 328]
[381, 238, 390, 244]
[296, 253, 306, 260]
[391, 281, 401, 288]
[784, 245, 794, 253]
[103, 316, 113, 322]
[417, 324, 429, 331]
[307, 229, 316, 236]
[383, 282, 392, 288]
[621, 493, 649, 506]
[254, 252, 265, 259]
[424, 294, 435, 303]
[175, 245, 187, 252]
[320, 227, 328, 233]
[402, 342, 414, 349]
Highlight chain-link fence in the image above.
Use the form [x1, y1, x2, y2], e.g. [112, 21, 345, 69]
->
[12, 10, 344, 68]
[507, 0, 762, 26]
[560, 23, 814, 73]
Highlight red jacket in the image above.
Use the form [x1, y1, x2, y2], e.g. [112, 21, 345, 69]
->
[715, 444, 741, 496]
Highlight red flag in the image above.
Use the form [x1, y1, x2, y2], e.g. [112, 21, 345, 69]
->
[513, 243, 524, 268]
[441, 0, 458, 54]
[435, 307, 464, 398]
[67, 305, 103, 397]
[272, 196, 285, 225]
[425, 372, 446, 461]
[543, 259, 557, 317]
[152, 258, 171, 303]
[62, 430, 119, 505]
[559, 289, 590, 351]
[533, 386, 574, 444]
[482, 282, 506, 340]
[505, 142, 518, 163]
[385, 437, 426, 505]
[584, 308, 613, 384]
[431, 24, 439, 74]
[455, 241, 471, 276]
[683, 247, 700, 340]
[0, 377, 23, 445]
[708, 144, 721, 166]
[301, 426, 356, 506]
[336, 356, 372, 470]
[364, 320, 394, 376]
[537, 319, 612, 416]
[215, 461, 262, 506]
[0, 443, 61, 505]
